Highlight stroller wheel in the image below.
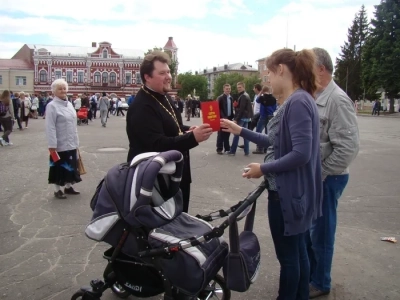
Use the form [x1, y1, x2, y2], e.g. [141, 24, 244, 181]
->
[71, 289, 85, 300]
[111, 282, 130, 298]
[197, 274, 231, 300]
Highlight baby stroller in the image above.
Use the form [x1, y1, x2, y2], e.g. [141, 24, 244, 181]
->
[72, 150, 265, 300]
[77, 107, 89, 125]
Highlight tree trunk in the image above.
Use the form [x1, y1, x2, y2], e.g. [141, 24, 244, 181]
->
[389, 97, 395, 113]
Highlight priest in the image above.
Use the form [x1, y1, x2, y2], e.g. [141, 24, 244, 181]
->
[126, 51, 213, 213]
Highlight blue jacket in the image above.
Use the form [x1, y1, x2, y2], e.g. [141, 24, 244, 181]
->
[241, 89, 322, 236]
[128, 95, 135, 106]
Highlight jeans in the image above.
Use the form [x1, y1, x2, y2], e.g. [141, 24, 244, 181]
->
[268, 191, 310, 300]
[308, 174, 349, 292]
[230, 120, 249, 155]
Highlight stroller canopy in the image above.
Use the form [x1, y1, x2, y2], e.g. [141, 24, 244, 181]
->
[86, 150, 184, 243]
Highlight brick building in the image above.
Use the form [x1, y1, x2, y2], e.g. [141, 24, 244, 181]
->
[10, 38, 178, 97]
[256, 57, 268, 85]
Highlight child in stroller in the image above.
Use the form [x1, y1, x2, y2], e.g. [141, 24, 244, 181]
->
[72, 150, 265, 300]
[77, 106, 89, 125]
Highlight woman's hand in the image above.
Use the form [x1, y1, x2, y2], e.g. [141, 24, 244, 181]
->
[220, 119, 242, 135]
[242, 163, 263, 179]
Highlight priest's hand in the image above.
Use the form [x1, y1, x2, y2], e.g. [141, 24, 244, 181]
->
[193, 124, 213, 143]
[220, 119, 242, 135]
[188, 126, 198, 131]
[242, 163, 262, 179]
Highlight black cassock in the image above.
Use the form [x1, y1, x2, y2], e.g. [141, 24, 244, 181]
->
[126, 86, 199, 212]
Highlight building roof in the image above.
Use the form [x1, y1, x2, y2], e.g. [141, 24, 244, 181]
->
[26, 44, 144, 58]
[202, 63, 258, 74]
[256, 57, 267, 62]
[0, 59, 32, 70]
[164, 37, 177, 50]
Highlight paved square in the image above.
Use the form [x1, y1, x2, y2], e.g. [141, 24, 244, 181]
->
[0, 114, 399, 300]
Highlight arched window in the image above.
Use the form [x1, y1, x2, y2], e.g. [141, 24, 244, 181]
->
[103, 49, 108, 58]
[39, 70, 47, 82]
[110, 72, 116, 83]
[94, 72, 101, 83]
[102, 72, 108, 83]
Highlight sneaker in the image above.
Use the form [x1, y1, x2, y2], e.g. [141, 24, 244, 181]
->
[64, 187, 80, 195]
[0, 138, 4, 146]
[244, 153, 249, 156]
[54, 190, 67, 199]
[309, 284, 330, 299]
[5, 141, 12, 146]
[227, 152, 235, 156]
[238, 145, 244, 149]
[216, 151, 223, 155]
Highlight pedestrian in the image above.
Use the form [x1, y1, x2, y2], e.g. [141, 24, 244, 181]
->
[126, 50, 213, 213]
[221, 48, 323, 300]
[253, 85, 277, 154]
[12, 92, 23, 130]
[0, 90, 15, 146]
[99, 92, 110, 127]
[227, 82, 253, 156]
[20, 92, 31, 129]
[30, 94, 39, 119]
[308, 47, 359, 299]
[216, 83, 234, 154]
[45, 79, 81, 199]
[185, 95, 192, 121]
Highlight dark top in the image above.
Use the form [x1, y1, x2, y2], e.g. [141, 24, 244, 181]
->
[257, 93, 277, 117]
[240, 89, 322, 236]
[217, 93, 234, 119]
[126, 86, 198, 185]
[235, 91, 253, 122]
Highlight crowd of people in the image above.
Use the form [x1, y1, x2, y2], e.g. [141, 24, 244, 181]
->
[0, 46, 360, 300]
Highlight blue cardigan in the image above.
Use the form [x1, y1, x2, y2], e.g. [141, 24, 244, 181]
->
[241, 89, 323, 236]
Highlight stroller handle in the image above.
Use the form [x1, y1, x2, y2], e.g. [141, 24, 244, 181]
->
[138, 181, 266, 258]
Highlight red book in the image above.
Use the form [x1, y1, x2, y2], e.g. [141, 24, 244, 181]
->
[50, 150, 60, 162]
[201, 101, 220, 131]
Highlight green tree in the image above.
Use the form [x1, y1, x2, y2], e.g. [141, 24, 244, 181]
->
[212, 73, 245, 99]
[334, 5, 369, 101]
[362, 0, 400, 113]
[144, 47, 178, 88]
[244, 74, 262, 100]
[177, 72, 208, 101]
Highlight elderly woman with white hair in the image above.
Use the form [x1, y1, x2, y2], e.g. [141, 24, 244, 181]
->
[45, 79, 81, 199]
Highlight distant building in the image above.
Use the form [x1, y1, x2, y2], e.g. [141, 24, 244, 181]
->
[0, 59, 34, 94]
[256, 57, 268, 85]
[7, 38, 177, 97]
[200, 63, 258, 98]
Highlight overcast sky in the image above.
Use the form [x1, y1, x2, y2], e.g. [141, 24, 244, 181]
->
[0, 0, 377, 73]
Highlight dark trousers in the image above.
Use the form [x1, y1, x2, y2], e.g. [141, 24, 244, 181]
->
[117, 108, 125, 116]
[268, 190, 310, 300]
[180, 183, 190, 213]
[14, 114, 22, 129]
[92, 108, 97, 118]
[216, 130, 231, 152]
[0, 117, 13, 143]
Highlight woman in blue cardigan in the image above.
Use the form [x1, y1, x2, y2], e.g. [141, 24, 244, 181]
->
[221, 48, 323, 300]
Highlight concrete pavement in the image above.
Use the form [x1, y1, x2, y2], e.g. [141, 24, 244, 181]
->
[0, 113, 399, 300]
